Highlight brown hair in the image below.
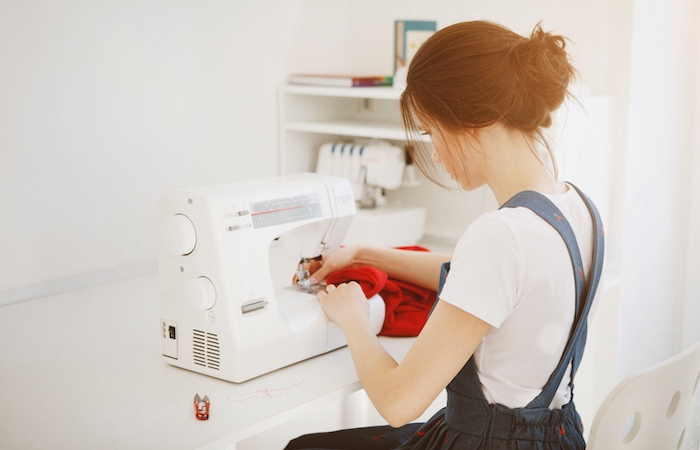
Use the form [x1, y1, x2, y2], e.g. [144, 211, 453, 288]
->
[401, 21, 577, 186]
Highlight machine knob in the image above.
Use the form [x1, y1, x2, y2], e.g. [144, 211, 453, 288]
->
[160, 214, 196, 255]
[184, 276, 216, 310]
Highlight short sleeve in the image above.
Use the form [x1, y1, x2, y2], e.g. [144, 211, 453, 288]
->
[438, 212, 523, 328]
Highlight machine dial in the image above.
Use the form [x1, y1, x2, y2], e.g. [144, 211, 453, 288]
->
[160, 214, 196, 255]
[184, 276, 216, 310]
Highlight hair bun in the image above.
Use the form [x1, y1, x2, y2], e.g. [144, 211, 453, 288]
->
[511, 23, 575, 128]
[527, 24, 568, 57]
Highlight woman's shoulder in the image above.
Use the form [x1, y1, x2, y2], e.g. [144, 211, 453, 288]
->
[465, 204, 545, 237]
[453, 209, 525, 258]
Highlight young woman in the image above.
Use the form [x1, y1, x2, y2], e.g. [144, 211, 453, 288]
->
[286, 20, 604, 450]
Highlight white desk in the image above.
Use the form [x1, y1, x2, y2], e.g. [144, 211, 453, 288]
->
[0, 275, 414, 450]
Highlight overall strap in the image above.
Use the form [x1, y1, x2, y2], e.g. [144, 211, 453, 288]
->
[500, 185, 604, 409]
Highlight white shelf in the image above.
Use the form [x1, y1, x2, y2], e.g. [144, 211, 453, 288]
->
[282, 84, 402, 100]
[284, 118, 421, 142]
[278, 81, 432, 205]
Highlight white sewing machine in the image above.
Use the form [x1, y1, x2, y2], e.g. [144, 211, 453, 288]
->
[158, 173, 385, 383]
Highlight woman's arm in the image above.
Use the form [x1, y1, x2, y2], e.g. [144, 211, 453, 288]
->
[310, 246, 452, 292]
[318, 282, 489, 427]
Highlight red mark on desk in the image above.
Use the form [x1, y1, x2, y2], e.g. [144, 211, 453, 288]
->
[227, 379, 305, 402]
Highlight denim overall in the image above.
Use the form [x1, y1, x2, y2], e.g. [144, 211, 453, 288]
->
[286, 186, 605, 450]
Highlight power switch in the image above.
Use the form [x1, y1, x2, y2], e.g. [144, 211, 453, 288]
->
[161, 319, 178, 359]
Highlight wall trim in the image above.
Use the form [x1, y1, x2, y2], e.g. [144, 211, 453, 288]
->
[0, 260, 158, 307]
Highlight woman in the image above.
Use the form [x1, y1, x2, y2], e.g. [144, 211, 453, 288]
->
[286, 20, 604, 449]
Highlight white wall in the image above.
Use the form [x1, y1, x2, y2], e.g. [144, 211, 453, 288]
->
[617, 0, 700, 375]
[0, 1, 293, 297]
[684, 19, 700, 350]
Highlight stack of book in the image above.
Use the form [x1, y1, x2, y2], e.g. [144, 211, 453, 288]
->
[288, 74, 393, 88]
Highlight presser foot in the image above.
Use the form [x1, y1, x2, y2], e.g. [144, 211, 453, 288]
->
[295, 255, 323, 289]
[293, 282, 327, 294]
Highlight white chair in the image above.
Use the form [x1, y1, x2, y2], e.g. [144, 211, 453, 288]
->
[587, 339, 700, 449]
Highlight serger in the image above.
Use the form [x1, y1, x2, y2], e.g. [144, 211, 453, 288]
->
[315, 141, 406, 208]
[315, 142, 427, 248]
[158, 173, 385, 383]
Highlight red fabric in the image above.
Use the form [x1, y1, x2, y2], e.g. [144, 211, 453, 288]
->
[326, 246, 438, 337]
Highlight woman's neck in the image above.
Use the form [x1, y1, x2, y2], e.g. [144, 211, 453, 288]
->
[479, 125, 566, 205]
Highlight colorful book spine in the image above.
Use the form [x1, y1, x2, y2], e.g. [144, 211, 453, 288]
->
[394, 20, 437, 72]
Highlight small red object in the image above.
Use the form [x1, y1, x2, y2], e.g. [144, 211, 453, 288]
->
[194, 394, 210, 420]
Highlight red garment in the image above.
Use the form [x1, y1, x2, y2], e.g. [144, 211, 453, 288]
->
[326, 246, 438, 337]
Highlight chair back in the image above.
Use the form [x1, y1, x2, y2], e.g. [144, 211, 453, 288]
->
[587, 339, 700, 449]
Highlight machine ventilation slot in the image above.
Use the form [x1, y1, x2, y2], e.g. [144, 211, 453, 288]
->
[192, 329, 220, 370]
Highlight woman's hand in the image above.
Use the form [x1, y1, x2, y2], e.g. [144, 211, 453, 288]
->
[306, 245, 361, 283]
[317, 282, 370, 330]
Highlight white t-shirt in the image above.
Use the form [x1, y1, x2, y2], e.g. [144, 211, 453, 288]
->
[439, 186, 600, 409]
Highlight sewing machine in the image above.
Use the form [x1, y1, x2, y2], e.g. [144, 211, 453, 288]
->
[158, 173, 385, 383]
